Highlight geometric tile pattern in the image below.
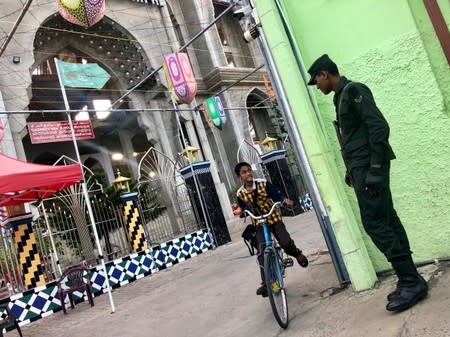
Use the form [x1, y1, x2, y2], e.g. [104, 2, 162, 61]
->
[2, 229, 212, 332]
[260, 149, 286, 164]
[123, 198, 148, 253]
[152, 230, 213, 269]
[300, 193, 314, 212]
[179, 161, 211, 179]
[11, 217, 46, 289]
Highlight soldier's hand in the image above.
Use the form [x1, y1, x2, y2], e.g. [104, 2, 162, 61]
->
[365, 167, 385, 196]
[344, 171, 353, 187]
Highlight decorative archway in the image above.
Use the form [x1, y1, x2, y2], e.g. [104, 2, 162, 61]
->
[33, 13, 156, 90]
[138, 147, 203, 244]
[27, 13, 159, 178]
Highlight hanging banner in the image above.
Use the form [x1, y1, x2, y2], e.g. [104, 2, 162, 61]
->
[203, 96, 222, 130]
[55, 59, 110, 89]
[202, 102, 213, 127]
[57, 0, 106, 28]
[215, 96, 226, 124]
[28, 120, 95, 144]
[163, 52, 197, 104]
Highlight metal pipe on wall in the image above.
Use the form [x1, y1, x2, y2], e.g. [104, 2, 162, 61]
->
[257, 30, 350, 285]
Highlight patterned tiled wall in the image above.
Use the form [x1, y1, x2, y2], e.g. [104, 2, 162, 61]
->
[0, 229, 212, 331]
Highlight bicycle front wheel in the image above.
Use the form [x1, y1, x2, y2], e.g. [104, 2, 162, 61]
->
[264, 247, 289, 328]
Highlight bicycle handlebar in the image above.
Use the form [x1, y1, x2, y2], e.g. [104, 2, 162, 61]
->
[244, 201, 282, 220]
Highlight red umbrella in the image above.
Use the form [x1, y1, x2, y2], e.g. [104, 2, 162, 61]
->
[0, 153, 83, 206]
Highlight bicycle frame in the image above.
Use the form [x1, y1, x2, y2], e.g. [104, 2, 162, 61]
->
[261, 219, 284, 288]
[246, 201, 289, 328]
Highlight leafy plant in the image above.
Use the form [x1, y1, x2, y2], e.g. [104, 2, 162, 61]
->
[229, 183, 242, 204]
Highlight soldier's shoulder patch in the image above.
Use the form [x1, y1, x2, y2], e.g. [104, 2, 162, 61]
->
[354, 95, 362, 103]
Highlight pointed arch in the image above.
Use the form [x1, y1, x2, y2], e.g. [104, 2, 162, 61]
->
[32, 13, 156, 91]
[246, 88, 277, 143]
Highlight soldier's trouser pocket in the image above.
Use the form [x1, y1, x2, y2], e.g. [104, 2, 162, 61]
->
[351, 165, 411, 260]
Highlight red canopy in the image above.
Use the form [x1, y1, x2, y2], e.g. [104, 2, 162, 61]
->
[0, 153, 83, 206]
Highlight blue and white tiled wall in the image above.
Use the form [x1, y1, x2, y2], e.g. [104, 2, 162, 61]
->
[0, 229, 212, 330]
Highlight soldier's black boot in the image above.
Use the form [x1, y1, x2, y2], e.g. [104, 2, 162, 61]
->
[386, 256, 428, 312]
[387, 279, 401, 301]
[387, 273, 427, 301]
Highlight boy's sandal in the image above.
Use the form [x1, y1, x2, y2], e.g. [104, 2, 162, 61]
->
[296, 251, 309, 268]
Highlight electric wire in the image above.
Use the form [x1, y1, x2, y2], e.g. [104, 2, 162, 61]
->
[0, 0, 274, 128]
[0, 0, 263, 102]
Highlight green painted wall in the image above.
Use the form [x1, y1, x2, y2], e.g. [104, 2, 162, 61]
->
[253, 0, 450, 282]
[408, 0, 450, 115]
[253, 0, 378, 291]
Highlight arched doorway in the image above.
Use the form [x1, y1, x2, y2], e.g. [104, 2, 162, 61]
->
[25, 14, 155, 178]
[246, 88, 278, 146]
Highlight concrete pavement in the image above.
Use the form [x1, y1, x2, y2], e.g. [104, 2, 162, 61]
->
[20, 211, 449, 337]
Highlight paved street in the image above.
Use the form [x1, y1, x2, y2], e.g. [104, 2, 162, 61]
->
[20, 211, 449, 337]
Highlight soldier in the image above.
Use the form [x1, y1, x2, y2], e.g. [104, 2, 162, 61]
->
[307, 54, 427, 312]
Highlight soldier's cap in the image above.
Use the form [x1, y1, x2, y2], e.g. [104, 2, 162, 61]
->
[307, 54, 338, 85]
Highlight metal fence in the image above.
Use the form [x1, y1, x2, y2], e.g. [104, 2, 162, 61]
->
[0, 149, 206, 297]
[0, 228, 22, 297]
[138, 179, 201, 245]
[137, 147, 204, 245]
[35, 193, 130, 278]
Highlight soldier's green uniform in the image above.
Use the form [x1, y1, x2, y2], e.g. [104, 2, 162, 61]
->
[333, 76, 411, 261]
[307, 54, 427, 312]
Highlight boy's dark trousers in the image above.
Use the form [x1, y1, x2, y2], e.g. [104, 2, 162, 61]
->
[255, 221, 298, 283]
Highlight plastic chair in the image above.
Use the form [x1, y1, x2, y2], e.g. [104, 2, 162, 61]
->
[56, 265, 94, 314]
[0, 303, 23, 337]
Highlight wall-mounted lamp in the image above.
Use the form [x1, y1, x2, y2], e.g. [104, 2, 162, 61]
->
[260, 135, 279, 153]
[112, 169, 131, 193]
[12, 56, 20, 64]
[180, 145, 200, 164]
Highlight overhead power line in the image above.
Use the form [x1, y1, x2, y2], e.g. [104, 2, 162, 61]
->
[110, 2, 236, 109]
[0, 105, 272, 115]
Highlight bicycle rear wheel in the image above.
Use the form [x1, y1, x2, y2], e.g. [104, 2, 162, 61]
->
[264, 247, 289, 328]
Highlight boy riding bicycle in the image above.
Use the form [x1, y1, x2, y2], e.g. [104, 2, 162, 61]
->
[232, 162, 308, 297]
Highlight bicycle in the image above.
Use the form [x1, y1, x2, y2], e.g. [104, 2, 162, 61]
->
[245, 201, 293, 329]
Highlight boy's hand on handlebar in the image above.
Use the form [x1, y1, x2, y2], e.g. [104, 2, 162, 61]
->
[282, 199, 294, 207]
[231, 203, 242, 216]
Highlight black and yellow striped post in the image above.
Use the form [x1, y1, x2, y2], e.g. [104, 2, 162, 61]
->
[120, 192, 148, 252]
[6, 213, 45, 289]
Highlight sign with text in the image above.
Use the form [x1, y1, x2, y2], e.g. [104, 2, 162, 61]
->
[28, 120, 95, 144]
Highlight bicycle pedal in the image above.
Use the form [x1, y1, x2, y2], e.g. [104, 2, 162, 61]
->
[283, 258, 294, 268]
